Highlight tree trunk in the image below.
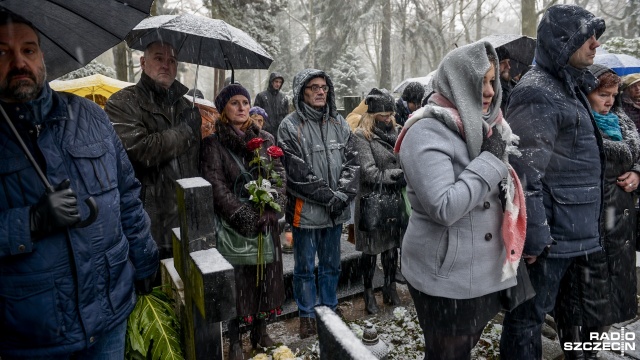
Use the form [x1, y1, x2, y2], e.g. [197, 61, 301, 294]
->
[521, 0, 537, 37]
[379, 0, 392, 89]
[112, 42, 128, 82]
[307, 2, 316, 68]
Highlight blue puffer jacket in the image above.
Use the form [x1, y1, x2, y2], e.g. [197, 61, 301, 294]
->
[506, 4, 606, 258]
[0, 84, 158, 357]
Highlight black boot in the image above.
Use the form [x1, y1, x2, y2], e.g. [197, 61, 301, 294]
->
[227, 319, 245, 360]
[364, 288, 379, 314]
[557, 324, 585, 360]
[382, 249, 401, 305]
[581, 326, 609, 360]
[250, 318, 275, 349]
[395, 247, 407, 284]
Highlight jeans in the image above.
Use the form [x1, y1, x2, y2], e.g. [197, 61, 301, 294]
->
[500, 256, 575, 360]
[2, 320, 127, 360]
[292, 225, 342, 318]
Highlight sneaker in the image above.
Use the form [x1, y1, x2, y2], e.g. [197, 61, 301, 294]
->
[299, 317, 317, 339]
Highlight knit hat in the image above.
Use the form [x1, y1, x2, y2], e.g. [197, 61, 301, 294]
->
[249, 106, 269, 121]
[588, 64, 615, 79]
[215, 84, 251, 111]
[401, 82, 425, 104]
[622, 73, 640, 90]
[365, 88, 395, 113]
[495, 46, 511, 61]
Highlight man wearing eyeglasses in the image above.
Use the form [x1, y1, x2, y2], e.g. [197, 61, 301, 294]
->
[277, 69, 360, 339]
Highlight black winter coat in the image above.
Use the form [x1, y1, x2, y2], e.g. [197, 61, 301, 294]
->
[353, 124, 405, 254]
[200, 122, 286, 316]
[254, 72, 290, 138]
[106, 73, 201, 259]
[506, 5, 606, 258]
[558, 109, 640, 326]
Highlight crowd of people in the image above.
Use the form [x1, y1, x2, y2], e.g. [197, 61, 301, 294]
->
[1, 3, 640, 360]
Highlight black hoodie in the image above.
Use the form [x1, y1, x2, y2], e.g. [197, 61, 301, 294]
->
[254, 72, 290, 138]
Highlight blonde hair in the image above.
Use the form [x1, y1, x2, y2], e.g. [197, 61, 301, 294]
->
[356, 112, 396, 140]
[219, 111, 254, 132]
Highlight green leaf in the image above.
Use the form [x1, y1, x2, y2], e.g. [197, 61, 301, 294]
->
[268, 202, 281, 213]
[126, 288, 184, 360]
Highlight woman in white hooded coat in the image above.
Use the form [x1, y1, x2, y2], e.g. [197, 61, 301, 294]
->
[395, 41, 526, 359]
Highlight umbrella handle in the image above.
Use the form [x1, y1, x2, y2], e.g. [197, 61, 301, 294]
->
[74, 196, 99, 228]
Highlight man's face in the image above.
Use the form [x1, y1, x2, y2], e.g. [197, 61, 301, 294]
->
[499, 59, 511, 81]
[626, 82, 640, 103]
[272, 78, 283, 90]
[140, 42, 177, 89]
[568, 35, 600, 69]
[0, 23, 46, 103]
[303, 77, 328, 109]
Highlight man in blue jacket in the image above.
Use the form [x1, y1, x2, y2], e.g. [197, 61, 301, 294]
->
[500, 5, 605, 360]
[0, 13, 158, 359]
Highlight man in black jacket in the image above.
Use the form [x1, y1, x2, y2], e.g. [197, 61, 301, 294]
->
[254, 72, 289, 139]
[500, 5, 606, 360]
[106, 41, 201, 262]
[394, 81, 424, 126]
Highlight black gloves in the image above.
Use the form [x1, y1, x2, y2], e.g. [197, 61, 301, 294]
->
[30, 179, 81, 237]
[181, 107, 202, 135]
[481, 128, 506, 160]
[328, 196, 348, 220]
[257, 210, 280, 234]
[135, 275, 155, 296]
[391, 171, 407, 188]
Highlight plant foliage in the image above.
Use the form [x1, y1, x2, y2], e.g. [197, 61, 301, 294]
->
[126, 288, 184, 360]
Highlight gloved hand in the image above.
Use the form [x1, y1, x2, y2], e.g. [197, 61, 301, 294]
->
[135, 275, 155, 296]
[30, 179, 81, 236]
[328, 196, 348, 220]
[391, 171, 407, 187]
[257, 210, 279, 234]
[481, 128, 506, 160]
[181, 107, 202, 135]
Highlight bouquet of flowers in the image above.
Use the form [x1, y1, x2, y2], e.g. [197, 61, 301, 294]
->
[245, 137, 284, 285]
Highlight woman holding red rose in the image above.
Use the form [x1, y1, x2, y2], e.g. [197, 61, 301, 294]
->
[201, 84, 287, 360]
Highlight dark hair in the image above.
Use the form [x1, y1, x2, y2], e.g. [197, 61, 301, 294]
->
[0, 11, 40, 45]
[595, 71, 621, 91]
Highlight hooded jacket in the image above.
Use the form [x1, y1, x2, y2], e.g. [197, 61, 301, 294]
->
[277, 69, 359, 229]
[397, 41, 517, 299]
[506, 4, 606, 258]
[0, 85, 158, 357]
[105, 72, 201, 259]
[254, 72, 290, 138]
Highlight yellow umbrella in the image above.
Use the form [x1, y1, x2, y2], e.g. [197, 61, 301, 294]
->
[49, 74, 135, 108]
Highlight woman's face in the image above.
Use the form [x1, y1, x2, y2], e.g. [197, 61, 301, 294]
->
[374, 112, 393, 125]
[224, 95, 250, 128]
[588, 85, 618, 115]
[482, 64, 496, 114]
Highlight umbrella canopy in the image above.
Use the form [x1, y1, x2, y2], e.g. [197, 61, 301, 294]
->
[125, 13, 273, 71]
[393, 71, 436, 95]
[594, 53, 640, 76]
[0, 0, 154, 80]
[49, 74, 135, 107]
[479, 34, 536, 79]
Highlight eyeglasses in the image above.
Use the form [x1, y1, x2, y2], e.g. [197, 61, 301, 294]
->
[305, 84, 329, 93]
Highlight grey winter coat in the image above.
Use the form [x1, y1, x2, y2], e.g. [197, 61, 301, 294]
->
[106, 73, 201, 259]
[398, 41, 517, 299]
[353, 124, 404, 254]
[506, 5, 606, 258]
[277, 69, 359, 229]
[254, 72, 290, 138]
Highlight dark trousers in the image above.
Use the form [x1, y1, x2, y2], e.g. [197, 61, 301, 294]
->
[409, 285, 484, 360]
[500, 256, 577, 360]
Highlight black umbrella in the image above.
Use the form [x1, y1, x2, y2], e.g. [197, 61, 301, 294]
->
[480, 34, 536, 79]
[125, 13, 274, 83]
[0, 0, 155, 80]
[0, 1, 155, 226]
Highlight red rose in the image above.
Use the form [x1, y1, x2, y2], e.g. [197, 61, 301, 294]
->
[266, 145, 284, 158]
[247, 138, 264, 151]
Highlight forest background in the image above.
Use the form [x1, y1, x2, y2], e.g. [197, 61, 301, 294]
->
[71, 0, 640, 107]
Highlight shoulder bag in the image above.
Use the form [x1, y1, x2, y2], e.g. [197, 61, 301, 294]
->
[358, 173, 409, 232]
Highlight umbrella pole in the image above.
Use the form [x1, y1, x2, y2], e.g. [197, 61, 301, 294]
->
[0, 104, 98, 227]
[191, 38, 203, 109]
[225, 56, 235, 84]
